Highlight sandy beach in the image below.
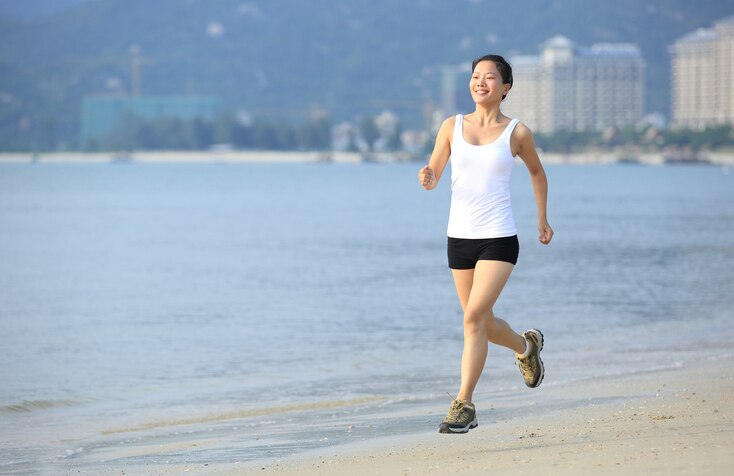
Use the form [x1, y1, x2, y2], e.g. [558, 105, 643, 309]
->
[241, 358, 734, 475]
[84, 355, 733, 476]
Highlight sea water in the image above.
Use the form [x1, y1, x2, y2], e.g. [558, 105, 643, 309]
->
[0, 161, 732, 473]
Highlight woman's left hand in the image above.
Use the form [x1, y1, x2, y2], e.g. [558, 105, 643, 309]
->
[538, 221, 554, 245]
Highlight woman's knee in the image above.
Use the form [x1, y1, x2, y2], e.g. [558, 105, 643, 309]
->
[463, 307, 489, 330]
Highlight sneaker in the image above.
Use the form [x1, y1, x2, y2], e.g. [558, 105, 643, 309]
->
[517, 329, 544, 388]
[438, 399, 478, 434]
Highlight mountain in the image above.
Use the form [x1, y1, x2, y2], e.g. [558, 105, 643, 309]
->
[0, 0, 731, 150]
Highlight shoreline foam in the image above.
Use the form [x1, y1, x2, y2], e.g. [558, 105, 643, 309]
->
[50, 355, 733, 475]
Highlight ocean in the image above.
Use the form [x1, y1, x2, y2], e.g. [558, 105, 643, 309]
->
[1, 161, 733, 473]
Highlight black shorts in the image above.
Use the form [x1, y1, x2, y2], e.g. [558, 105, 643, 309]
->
[447, 235, 519, 269]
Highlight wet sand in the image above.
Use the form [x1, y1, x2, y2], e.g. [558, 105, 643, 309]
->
[241, 358, 734, 475]
[89, 355, 733, 475]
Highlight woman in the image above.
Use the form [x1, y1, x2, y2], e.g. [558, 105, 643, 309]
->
[418, 54, 553, 434]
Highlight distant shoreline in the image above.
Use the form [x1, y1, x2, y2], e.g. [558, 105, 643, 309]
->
[0, 150, 732, 166]
[0, 150, 363, 164]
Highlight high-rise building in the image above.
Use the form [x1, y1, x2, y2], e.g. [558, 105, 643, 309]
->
[671, 16, 734, 129]
[502, 36, 645, 133]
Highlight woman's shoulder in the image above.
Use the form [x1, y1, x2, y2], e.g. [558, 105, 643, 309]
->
[438, 115, 458, 133]
[511, 120, 533, 138]
[445, 114, 460, 125]
[509, 120, 537, 156]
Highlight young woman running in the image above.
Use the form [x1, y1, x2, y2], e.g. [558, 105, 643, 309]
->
[418, 54, 553, 434]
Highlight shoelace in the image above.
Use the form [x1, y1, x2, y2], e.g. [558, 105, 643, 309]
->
[518, 354, 537, 380]
[447, 400, 464, 420]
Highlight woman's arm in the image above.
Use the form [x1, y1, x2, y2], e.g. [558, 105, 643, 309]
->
[513, 123, 554, 245]
[418, 116, 454, 190]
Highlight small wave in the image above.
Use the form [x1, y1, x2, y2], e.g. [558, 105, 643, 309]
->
[0, 398, 84, 413]
[101, 395, 383, 435]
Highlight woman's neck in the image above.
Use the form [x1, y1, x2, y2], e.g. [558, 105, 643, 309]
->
[471, 103, 505, 125]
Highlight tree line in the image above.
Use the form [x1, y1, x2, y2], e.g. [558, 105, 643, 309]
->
[534, 124, 734, 153]
[82, 112, 405, 153]
[3, 110, 732, 154]
[85, 114, 333, 152]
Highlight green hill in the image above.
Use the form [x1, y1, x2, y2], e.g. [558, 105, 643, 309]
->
[0, 0, 731, 150]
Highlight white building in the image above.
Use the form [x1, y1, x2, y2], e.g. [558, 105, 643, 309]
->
[671, 16, 734, 129]
[502, 36, 645, 133]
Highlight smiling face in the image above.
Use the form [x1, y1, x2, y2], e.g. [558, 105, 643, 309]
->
[470, 60, 511, 104]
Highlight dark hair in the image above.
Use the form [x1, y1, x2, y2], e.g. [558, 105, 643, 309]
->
[471, 54, 513, 100]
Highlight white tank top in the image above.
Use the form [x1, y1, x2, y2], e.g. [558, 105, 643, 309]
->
[447, 114, 519, 239]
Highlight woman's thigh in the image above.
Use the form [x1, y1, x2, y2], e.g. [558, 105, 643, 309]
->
[451, 260, 514, 315]
[465, 260, 514, 316]
[451, 268, 474, 312]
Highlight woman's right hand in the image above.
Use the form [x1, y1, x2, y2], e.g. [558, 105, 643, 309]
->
[418, 165, 435, 190]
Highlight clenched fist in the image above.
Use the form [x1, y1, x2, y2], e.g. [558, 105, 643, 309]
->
[418, 165, 435, 190]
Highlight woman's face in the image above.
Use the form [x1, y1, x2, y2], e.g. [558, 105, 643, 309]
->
[470, 60, 509, 104]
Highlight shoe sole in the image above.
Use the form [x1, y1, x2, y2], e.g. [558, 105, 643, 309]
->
[438, 417, 478, 434]
[525, 329, 545, 388]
